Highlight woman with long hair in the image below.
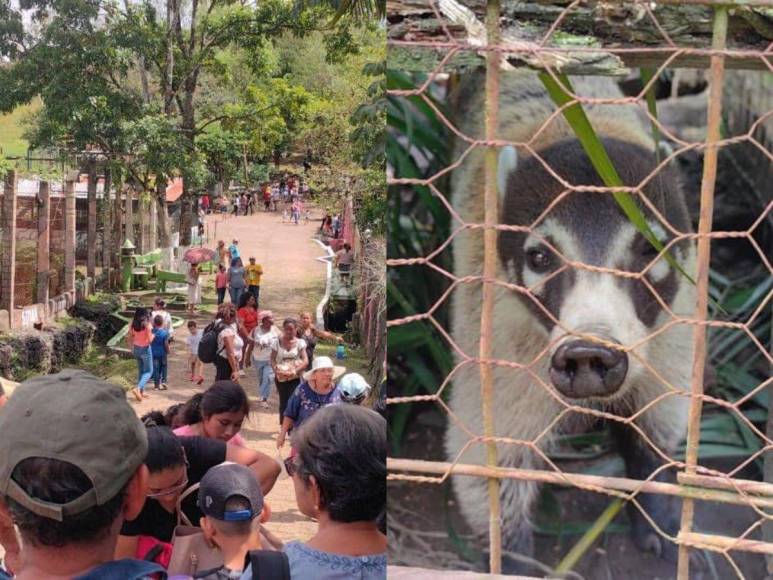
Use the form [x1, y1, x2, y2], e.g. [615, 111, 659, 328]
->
[173, 381, 250, 447]
[237, 292, 259, 369]
[212, 302, 244, 383]
[125, 307, 154, 401]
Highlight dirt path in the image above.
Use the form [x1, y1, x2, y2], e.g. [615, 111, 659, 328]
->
[133, 207, 326, 544]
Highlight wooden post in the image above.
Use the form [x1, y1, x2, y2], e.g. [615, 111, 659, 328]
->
[101, 167, 112, 287]
[64, 178, 76, 293]
[125, 186, 134, 244]
[36, 181, 51, 305]
[1, 170, 18, 314]
[87, 159, 97, 279]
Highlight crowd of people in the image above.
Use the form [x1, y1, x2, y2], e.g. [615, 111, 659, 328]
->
[0, 371, 385, 579]
[0, 171, 385, 579]
[198, 176, 310, 221]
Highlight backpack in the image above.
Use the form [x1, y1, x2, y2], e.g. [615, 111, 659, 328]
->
[198, 321, 226, 364]
[243, 550, 290, 580]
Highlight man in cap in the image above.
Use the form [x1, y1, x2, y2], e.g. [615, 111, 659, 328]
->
[0, 369, 160, 579]
[197, 463, 274, 579]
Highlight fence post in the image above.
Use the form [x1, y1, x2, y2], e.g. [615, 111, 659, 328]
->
[1, 170, 18, 315]
[102, 166, 112, 287]
[481, 0, 502, 572]
[87, 158, 97, 280]
[37, 181, 51, 306]
[676, 7, 728, 579]
[64, 177, 76, 294]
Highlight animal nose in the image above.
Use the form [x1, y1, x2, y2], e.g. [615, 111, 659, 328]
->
[549, 340, 628, 399]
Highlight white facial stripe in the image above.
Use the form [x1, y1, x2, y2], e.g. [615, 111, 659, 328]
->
[525, 218, 579, 261]
[553, 271, 644, 349]
[649, 257, 670, 282]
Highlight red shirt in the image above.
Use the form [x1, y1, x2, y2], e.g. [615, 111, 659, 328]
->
[237, 307, 258, 333]
[215, 272, 228, 289]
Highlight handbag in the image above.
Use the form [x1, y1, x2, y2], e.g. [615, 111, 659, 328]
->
[166, 484, 224, 577]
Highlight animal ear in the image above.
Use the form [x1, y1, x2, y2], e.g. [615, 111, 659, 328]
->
[497, 145, 518, 202]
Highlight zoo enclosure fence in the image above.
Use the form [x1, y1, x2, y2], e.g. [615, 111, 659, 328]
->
[386, 0, 773, 578]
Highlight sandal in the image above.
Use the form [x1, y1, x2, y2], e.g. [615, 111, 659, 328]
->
[132, 388, 143, 402]
[160, 383, 169, 391]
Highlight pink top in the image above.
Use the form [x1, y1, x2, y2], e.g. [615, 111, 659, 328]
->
[173, 424, 247, 448]
[215, 272, 228, 289]
[129, 324, 153, 347]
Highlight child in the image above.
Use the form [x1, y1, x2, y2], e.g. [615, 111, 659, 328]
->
[215, 264, 228, 305]
[197, 463, 278, 580]
[151, 298, 174, 341]
[150, 315, 170, 390]
[186, 320, 204, 385]
[338, 373, 371, 405]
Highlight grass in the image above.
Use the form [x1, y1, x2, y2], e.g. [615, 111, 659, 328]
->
[78, 346, 137, 391]
[0, 99, 40, 158]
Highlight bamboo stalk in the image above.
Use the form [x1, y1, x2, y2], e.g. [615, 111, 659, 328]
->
[677, 7, 728, 579]
[678, 531, 773, 556]
[481, 0, 502, 572]
[387, 458, 773, 511]
[555, 499, 625, 574]
[678, 472, 773, 497]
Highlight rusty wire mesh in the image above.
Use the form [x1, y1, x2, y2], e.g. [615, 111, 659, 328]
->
[386, 0, 772, 577]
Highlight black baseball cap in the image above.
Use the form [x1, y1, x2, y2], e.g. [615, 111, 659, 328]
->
[0, 369, 147, 521]
[198, 462, 264, 522]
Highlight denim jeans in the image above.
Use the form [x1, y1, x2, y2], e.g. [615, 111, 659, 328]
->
[133, 345, 153, 392]
[152, 354, 168, 386]
[248, 285, 260, 308]
[253, 359, 274, 400]
[230, 286, 244, 305]
[217, 287, 226, 304]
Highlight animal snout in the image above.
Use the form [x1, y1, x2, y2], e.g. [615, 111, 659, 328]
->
[549, 339, 628, 399]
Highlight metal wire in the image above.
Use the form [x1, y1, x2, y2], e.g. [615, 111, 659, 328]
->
[387, 0, 773, 577]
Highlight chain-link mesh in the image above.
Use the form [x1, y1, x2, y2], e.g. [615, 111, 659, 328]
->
[387, 0, 772, 577]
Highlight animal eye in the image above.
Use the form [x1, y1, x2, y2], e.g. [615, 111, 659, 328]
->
[526, 248, 553, 273]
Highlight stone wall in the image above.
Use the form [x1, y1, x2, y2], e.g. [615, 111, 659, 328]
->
[0, 318, 95, 380]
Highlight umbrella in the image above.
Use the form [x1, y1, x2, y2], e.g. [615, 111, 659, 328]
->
[183, 247, 218, 264]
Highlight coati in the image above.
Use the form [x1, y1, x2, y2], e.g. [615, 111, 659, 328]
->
[445, 71, 696, 573]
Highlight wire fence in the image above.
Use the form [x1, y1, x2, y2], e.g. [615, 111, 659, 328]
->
[387, 0, 772, 578]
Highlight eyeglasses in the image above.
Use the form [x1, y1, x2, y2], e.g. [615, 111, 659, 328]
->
[147, 459, 189, 498]
[284, 456, 299, 478]
[147, 472, 189, 498]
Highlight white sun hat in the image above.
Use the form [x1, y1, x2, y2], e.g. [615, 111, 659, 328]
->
[303, 356, 346, 382]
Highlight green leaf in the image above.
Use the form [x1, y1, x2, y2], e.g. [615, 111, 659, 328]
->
[538, 73, 700, 292]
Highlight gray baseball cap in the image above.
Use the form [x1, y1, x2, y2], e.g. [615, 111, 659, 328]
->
[198, 462, 264, 522]
[0, 369, 147, 521]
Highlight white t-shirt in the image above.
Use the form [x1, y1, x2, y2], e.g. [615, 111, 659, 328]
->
[151, 310, 174, 336]
[186, 330, 203, 355]
[251, 325, 281, 363]
[217, 322, 244, 362]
